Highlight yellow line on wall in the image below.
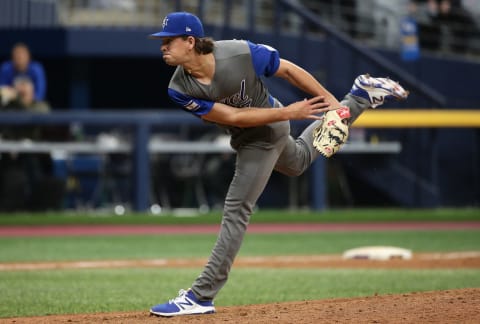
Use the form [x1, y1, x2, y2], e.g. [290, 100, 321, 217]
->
[353, 110, 480, 128]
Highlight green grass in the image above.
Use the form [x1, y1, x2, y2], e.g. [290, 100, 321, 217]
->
[0, 208, 479, 226]
[0, 268, 479, 318]
[0, 230, 479, 262]
[0, 209, 479, 318]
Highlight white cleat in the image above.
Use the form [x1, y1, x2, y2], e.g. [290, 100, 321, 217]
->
[150, 289, 215, 317]
[350, 74, 409, 108]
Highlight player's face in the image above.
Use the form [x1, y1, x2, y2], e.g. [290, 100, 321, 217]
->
[160, 37, 192, 66]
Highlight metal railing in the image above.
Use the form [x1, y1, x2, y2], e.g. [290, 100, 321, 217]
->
[0, 110, 408, 211]
[0, 0, 58, 28]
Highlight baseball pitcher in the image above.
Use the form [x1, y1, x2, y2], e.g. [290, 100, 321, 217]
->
[148, 12, 408, 317]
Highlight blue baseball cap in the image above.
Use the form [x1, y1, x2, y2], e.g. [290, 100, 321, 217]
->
[149, 12, 204, 39]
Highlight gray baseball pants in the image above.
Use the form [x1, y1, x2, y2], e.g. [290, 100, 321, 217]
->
[191, 94, 370, 300]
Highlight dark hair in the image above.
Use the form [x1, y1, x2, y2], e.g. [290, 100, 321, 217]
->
[182, 36, 214, 54]
[12, 42, 30, 54]
[13, 42, 29, 49]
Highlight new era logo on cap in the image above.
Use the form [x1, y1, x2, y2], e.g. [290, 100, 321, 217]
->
[149, 12, 205, 39]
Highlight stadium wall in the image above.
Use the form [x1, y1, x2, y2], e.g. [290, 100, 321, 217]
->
[0, 27, 477, 208]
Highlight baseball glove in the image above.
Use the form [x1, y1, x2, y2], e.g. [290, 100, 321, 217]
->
[313, 106, 350, 157]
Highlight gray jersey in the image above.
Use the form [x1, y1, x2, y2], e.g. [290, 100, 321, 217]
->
[168, 40, 288, 148]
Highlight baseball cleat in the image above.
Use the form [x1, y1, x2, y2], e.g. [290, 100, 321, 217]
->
[150, 289, 215, 317]
[313, 106, 350, 157]
[350, 74, 409, 108]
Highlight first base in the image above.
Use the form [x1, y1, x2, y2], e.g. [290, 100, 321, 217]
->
[342, 246, 412, 261]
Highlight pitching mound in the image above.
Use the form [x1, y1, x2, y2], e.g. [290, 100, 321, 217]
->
[3, 288, 478, 323]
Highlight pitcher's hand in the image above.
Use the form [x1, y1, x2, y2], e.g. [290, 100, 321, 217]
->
[285, 96, 332, 120]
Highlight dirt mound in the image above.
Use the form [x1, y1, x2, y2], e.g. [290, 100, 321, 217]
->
[3, 288, 478, 323]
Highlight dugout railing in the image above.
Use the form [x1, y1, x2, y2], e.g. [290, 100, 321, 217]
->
[1, 110, 478, 211]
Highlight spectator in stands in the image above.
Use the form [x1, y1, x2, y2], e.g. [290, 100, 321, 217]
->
[0, 42, 47, 101]
[433, 0, 479, 53]
[410, 0, 442, 51]
[340, 0, 358, 38]
[0, 77, 63, 212]
[411, 0, 479, 53]
[302, 0, 358, 37]
[0, 76, 50, 139]
[1, 76, 49, 112]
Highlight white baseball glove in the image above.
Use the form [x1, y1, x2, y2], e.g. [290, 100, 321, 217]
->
[313, 107, 350, 157]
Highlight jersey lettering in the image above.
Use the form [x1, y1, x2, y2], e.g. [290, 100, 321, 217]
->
[220, 79, 253, 107]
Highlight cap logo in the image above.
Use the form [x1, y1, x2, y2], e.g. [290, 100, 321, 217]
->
[150, 12, 204, 38]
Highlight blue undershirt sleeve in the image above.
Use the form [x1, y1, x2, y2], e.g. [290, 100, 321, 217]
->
[31, 63, 47, 101]
[168, 88, 215, 117]
[0, 63, 10, 86]
[247, 41, 280, 77]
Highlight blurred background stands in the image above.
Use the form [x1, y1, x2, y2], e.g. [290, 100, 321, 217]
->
[0, 0, 478, 212]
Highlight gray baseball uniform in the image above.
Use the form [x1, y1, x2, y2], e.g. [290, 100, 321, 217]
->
[168, 40, 369, 300]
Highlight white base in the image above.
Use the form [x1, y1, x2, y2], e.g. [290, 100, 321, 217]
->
[342, 246, 412, 260]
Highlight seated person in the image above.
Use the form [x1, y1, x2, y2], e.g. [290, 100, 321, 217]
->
[1, 76, 49, 111]
[0, 43, 47, 101]
[0, 76, 50, 139]
[0, 77, 63, 211]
